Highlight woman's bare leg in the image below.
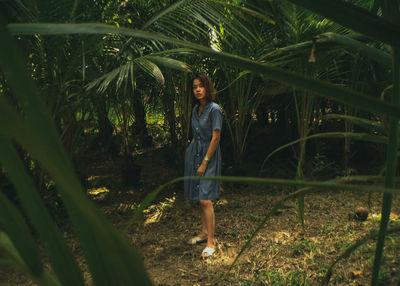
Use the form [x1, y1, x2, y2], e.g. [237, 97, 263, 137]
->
[200, 203, 208, 238]
[199, 200, 215, 248]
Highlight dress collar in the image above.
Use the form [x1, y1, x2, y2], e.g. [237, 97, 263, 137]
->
[196, 101, 212, 117]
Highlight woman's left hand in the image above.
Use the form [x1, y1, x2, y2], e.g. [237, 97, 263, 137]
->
[196, 162, 206, 176]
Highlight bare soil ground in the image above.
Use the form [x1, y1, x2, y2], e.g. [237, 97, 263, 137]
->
[1, 147, 400, 285]
[90, 148, 400, 285]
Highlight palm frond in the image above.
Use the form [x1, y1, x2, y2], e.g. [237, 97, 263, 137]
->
[262, 33, 391, 67]
[9, 23, 400, 118]
[87, 51, 179, 93]
[143, 0, 260, 46]
[134, 57, 165, 85]
[86, 62, 131, 93]
[287, 0, 400, 48]
[144, 55, 191, 72]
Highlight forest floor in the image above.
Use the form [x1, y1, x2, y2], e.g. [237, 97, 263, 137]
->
[1, 146, 400, 286]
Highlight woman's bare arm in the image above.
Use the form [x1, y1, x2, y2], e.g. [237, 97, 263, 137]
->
[196, 130, 221, 176]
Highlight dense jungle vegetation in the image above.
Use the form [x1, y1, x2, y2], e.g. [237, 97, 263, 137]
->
[0, 0, 400, 285]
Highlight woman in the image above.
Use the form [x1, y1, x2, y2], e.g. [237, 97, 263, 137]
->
[184, 73, 222, 259]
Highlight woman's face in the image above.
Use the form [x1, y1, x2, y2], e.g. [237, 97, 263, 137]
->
[193, 79, 207, 101]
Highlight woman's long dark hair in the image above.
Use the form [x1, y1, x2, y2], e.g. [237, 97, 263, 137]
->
[191, 73, 216, 106]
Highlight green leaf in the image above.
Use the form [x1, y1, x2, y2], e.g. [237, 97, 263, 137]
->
[263, 33, 391, 67]
[142, 0, 190, 30]
[372, 48, 400, 286]
[144, 55, 191, 72]
[297, 195, 305, 229]
[0, 231, 61, 286]
[0, 232, 31, 274]
[319, 33, 391, 67]
[141, 0, 259, 45]
[124, 175, 400, 232]
[0, 19, 152, 286]
[322, 226, 400, 285]
[0, 192, 42, 276]
[371, 4, 400, 284]
[286, 0, 400, 47]
[322, 114, 387, 135]
[8, 23, 400, 119]
[87, 62, 131, 93]
[0, 133, 84, 286]
[260, 132, 388, 173]
[134, 57, 165, 85]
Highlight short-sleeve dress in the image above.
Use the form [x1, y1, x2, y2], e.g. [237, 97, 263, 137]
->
[184, 101, 222, 200]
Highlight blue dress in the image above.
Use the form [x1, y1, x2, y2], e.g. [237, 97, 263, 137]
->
[184, 101, 222, 200]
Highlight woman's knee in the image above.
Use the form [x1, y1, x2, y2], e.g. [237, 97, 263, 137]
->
[199, 200, 212, 208]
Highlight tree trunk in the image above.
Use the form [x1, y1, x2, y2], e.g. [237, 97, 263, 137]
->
[132, 87, 152, 147]
[162, 88, 178, 147]
[94, 93, 117, 154]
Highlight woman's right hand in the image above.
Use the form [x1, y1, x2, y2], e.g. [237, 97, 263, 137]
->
[196, 162, 206, 176]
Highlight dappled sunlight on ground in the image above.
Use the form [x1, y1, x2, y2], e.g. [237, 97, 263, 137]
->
[87, 186, 110, 196]
[124, 187, 400, 285]
[143, 195, 176, 225]
[2, 150, 400, 285]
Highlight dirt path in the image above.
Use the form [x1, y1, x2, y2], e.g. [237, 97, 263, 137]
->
[1, 149, 400, 285]
[111, 185, 400, 285]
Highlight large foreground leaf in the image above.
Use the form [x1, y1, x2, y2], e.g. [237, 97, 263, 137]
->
[322, 114, 387, 135]
[263, 33, 391, 67]
[0, 132, 83, 285]
[0, 197, 61, 286]
[286, 0, 400, 48]
[322, 226, 400, 285]
[8, 23, 400, 119]
[0, 192, 43, 277]
[372, 48, 400, 285]
[124, 175, 400, 232]
[318, 33, 391, 67]
[0, 18, 152, 286]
